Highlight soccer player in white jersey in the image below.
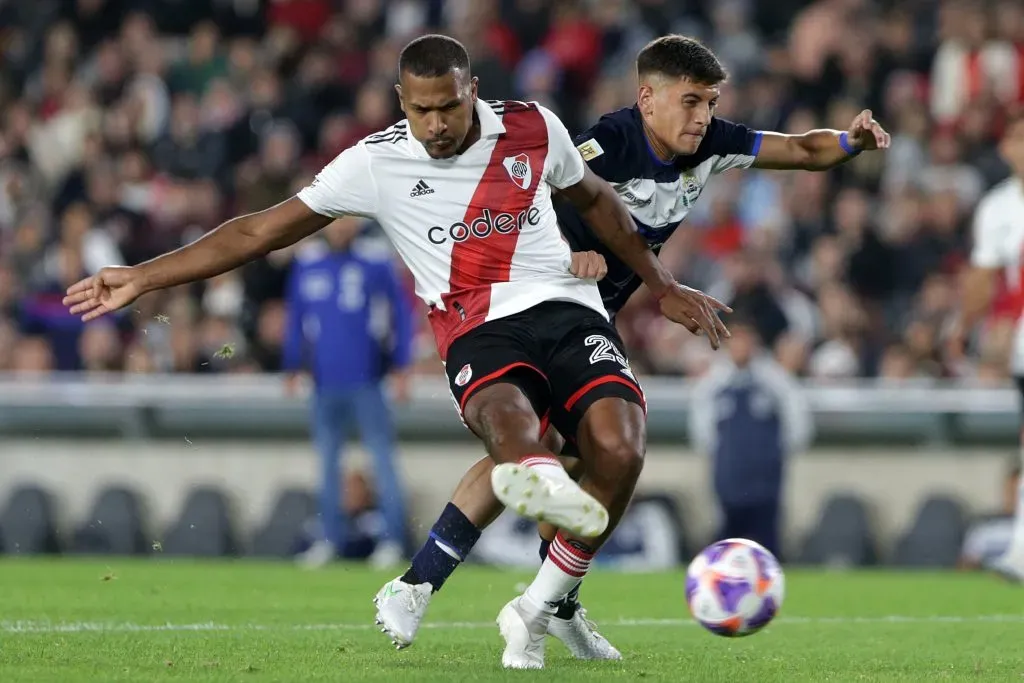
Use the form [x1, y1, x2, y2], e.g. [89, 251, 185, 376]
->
[951, 109, 1024, 582]
[387, 35, 892, 661]
[62, 35, 729, 668]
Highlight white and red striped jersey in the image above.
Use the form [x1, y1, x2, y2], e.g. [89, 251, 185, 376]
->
[297, 98, 607, 360]
[970, 176, 1024, 374]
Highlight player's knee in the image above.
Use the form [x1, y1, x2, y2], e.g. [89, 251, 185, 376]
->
[465, 390, 539, 456]
[578, 397, 646, 487]
[585, 427, 645, 488]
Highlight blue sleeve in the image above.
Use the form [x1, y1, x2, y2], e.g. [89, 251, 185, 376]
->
[282, 261, 304, 372]
[706, 117, 763, 157]
[383, 260, 414, 370]
[572, 115, 634, 183]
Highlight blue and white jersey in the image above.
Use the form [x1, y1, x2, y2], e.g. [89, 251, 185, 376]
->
[556, 105, 762, 314]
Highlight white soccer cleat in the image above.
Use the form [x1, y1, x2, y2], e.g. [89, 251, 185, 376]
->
[991, 554, 1024, 583]
[547, 606, 622, 660]
[491, 463, 609, 537]
[496, 596, 548, 669]
[373, 577, 433, 649]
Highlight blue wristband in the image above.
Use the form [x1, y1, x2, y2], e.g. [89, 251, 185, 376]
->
[839, 131, 861, 156]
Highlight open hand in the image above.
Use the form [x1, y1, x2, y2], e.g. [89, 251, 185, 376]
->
[657, 283, 732, 350]
[63, 266, 145, 322]
[569, 251, 608, 280]
[847, 109, 891, 151]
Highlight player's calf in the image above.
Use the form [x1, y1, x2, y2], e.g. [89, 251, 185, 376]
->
[496, 396, 640, 667]
[474, 383, 608, 536]
[378, 382, 607, 650]
[519, 398, 645, 616]
[571, 402, 646, 545]
[490, 460, 608, 537]
[398, 449, 589, 602]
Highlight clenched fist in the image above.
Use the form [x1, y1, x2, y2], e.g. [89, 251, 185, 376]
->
[569, 251, 608, 280]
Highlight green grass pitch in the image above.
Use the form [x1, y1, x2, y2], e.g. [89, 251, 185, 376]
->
[1, 558, 1022, 682]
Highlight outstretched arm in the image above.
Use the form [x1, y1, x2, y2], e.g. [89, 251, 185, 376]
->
[752, 109, 890, 171]
[144, 199, 330, 292]
[65, 198, 332, 321]
[66, 143, 378, 321]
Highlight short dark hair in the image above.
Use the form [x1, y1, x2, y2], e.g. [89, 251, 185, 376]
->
[636, 35, 727, 85]
[398, 34, 471, 79]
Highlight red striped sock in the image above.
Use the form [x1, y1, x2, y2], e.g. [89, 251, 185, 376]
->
[523, 533, 595, 612]
[547, 533, 593, 578]
[517, 454, 569, 482]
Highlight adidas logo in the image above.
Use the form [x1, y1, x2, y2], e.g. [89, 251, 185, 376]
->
[410, 180, 434, 197]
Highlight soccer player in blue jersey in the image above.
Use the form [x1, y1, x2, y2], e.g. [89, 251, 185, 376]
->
[376, 35, 890, 664]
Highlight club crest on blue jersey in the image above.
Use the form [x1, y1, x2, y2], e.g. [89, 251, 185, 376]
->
[680, 170, 702, 207]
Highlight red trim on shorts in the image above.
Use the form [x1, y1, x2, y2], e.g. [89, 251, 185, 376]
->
[458, 361, 547, 415]
[563, 375, 646, 414]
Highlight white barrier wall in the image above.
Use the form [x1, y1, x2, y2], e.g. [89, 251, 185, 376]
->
[0, 439, 1012, 556]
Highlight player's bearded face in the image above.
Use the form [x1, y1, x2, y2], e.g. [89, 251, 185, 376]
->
[397, 71, 477, 159]
[648, 77, 720, 156]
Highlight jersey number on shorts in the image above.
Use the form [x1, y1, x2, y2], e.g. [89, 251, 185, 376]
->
[585, 334, 637, 381]
[585, 334, 625, 365]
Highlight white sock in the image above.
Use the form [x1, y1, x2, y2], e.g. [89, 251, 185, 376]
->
[518, 455, 571, 483]
[523, 533, 594, 613]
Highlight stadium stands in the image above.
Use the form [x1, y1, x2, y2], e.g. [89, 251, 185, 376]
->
[1, 0, 1020, 382]
[0, 481, 985, 567]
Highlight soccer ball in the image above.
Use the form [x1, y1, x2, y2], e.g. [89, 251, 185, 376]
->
[685, 538, 784, 637]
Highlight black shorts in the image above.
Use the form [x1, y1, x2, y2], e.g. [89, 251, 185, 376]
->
[444, 301, 646, 443]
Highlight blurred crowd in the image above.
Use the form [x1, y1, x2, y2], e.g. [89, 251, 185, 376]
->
[1, 0, 1022, 382]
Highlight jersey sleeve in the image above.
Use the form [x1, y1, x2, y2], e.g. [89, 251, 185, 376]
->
[970, 192, 1004, 268]
[296, 142, 379, 218]
[538, 105, 586, 190]
[572, 116, 632, 183]
[707, 118, 763, 174]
